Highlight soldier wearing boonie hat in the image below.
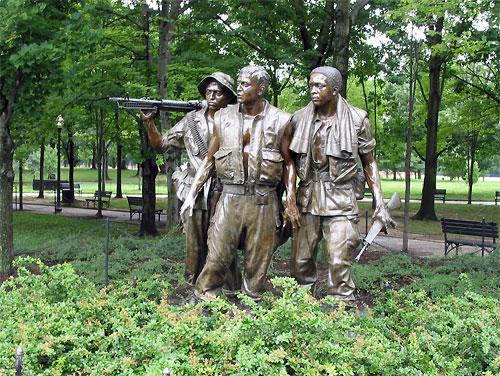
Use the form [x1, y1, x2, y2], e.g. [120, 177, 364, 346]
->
[141, 71, 241, 303]
[197, 72, 237, 104]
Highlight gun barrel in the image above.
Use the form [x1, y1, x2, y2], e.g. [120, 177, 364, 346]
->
[109, 97, 207, 112]
[355, 242, 369, 262]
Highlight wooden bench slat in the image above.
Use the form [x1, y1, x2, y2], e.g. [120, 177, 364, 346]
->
[441, 217, 498, 257]
[434, 189, 446, 203]
[85, 191, 112, 208]
[127, 196, 162, 221]
[447, 238, 496, 248]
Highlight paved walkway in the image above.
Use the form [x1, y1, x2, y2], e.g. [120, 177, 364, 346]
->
[16, 201, 151, 223]
[13, 195, 497, 260]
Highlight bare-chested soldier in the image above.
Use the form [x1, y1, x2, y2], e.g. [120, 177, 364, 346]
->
[142, 72, 241, 303]
[181, 65, 301, 301]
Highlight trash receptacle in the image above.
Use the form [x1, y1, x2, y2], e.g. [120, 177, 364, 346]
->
[62, 189, 73, 203]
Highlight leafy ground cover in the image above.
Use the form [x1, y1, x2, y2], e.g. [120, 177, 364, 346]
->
[0, 257, 499, 376]
[3, 212, 500, 375]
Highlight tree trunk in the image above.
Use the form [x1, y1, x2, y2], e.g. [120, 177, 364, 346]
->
[0, 113, 15, 277]
[67, 128, 75, 203]
[332, 0, 350, 98]
[116, 143, 123, 198]
[37, 141, 45, 198]
[140, 157, 159, 236]
[158, 0, 182, 230]
[104, 148, 110, 181]
[91, 141, 97, 169]
[413, 17, 444, 221]
[403, 39, 420, 253]
[467, 130, 477, 204]
[95, 108, 104, 218]
[18, 161, 23, 210]
[138, 123, 158, 236]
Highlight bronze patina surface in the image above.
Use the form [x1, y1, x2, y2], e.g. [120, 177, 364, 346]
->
[289, 66, 391, 300]
[142, 72, 241, 299]
[181, 65, 300, 301]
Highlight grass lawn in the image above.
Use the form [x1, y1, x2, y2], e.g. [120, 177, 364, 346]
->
[380, 177, 500, 202]
[15, 167, 169, 195]
[359, 201, 500, 234]
[15, 167, 499, 201]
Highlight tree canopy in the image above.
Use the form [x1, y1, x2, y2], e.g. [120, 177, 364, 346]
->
[0, 0, 498, 276]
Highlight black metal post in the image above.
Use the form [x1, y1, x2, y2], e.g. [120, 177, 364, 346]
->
[105, 218, 110, 291]
[365, 210, 369, 237]
[481, 217, 485, 257]
[15, 346, 23, 376]
[55, 123, 62, 213]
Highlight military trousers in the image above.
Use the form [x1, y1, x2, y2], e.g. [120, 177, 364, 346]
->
[184, 208, 241, 293]
[195, 187, 280, 300]
[291, 213, 361, 299]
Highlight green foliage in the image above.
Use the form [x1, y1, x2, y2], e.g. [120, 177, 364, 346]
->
[0, 262, 498, 375]
[13, 212, 185, 287]
[23, 147, 58, 179]
[353, 251, 500, 299]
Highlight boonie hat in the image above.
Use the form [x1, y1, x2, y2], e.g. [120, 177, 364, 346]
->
[198, 72, 237, 104]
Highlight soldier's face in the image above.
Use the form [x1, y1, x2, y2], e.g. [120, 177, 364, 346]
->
[205, 81, 231, 111]
[309, 73, 337, 107]
[237, 73, 261, 104]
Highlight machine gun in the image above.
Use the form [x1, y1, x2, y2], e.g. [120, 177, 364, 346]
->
[355, 192, 401, 262]
[109, 94, 207, 113]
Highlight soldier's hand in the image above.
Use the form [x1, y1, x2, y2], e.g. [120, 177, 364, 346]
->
[180, 196, 195, 219]
[140, 110, 156, 122]
[283, 204, 301, 232]
[372, 205, 393, 234]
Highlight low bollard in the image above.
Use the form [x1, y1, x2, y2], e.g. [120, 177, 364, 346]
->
[162, 367, 171, 376]
[16, 346, 23, 376]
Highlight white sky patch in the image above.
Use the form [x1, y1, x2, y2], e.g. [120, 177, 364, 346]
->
[367, 30, 391, 48]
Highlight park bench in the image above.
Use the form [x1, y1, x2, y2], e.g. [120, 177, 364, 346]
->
[85, 191, 112, 208]
[441, 217, 498, 257]
[61, 182, 82, 194]
[127, 196, 162, 221]
[495, 191, 500, 205]
[434, 189, 447, 203]
[32, 179, 68, 191]
[364, 187, 372, 198]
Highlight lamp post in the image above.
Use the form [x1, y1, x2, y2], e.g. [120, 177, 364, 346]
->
[55, 115, 63, 213]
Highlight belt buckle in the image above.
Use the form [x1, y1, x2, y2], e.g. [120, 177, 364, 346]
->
[245, 184, 255, 195]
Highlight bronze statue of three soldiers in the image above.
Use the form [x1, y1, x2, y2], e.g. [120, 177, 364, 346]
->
[143, 65, 391, 304]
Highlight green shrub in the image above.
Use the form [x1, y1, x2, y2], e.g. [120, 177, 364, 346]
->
[1, 259, 498, 375]
[352, 251, 500, 299]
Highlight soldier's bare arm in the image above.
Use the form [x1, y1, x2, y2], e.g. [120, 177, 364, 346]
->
[141, 110, 164, 153]
[280, 122, 301, 230]
[180, 127, 220, 217]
